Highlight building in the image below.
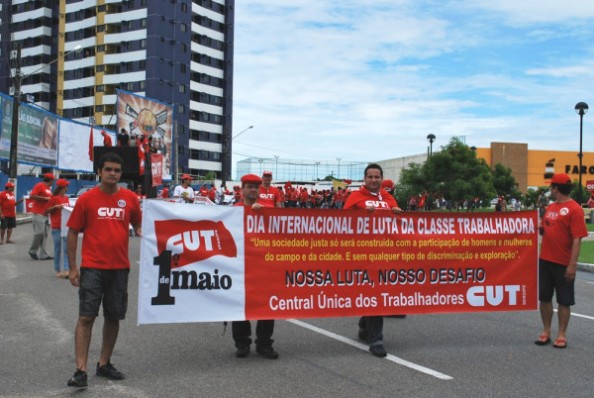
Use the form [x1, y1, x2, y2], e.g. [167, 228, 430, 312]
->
[235, 157, 367, 182]
[377, 142, 594, 193]
[0, 0, 234, 181]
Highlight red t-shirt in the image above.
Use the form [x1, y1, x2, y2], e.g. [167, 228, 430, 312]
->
[46, 195, 69, 229]
[30, 182, 52, 215]
[258, 185, 282, 208]
[344, 186, 398, 210]
[540, 200, 588, 266]
[0, 191, 17, 217]
[67, 187, 142, 269]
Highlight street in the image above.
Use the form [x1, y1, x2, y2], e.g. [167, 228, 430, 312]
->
[1, 225, 594, 398]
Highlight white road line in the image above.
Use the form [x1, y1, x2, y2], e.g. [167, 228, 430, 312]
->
[288, 319, 453, 380]
[554, 309, 594, 320]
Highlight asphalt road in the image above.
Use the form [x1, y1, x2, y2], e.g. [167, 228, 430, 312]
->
[1, 225, 594, 398]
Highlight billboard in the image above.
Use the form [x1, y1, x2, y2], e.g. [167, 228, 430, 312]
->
[116, 90, 173, 180]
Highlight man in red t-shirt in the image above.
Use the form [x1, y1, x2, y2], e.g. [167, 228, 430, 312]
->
[28, 173, 55, 260]
[535, 173, 588, 349]
[258, 170, 283, 208]
[66, 153, 142, 388]
[344, 163, 402, 358]
[231, 174, 279, 360]
[0, 182, 23, 244]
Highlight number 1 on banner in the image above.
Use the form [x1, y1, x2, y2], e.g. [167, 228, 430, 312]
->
[151, 250, 175, 305]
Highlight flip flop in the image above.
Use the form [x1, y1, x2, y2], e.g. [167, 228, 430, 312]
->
[534, 335, 551, 346]
[553, 338, 567, 349]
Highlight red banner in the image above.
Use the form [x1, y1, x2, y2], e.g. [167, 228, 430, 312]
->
[243, 208, 538, 319]
[151, 153, 163, 186]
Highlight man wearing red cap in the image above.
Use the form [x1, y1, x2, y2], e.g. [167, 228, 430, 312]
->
[28, 173, 55, 260]
[231, 173, 279, 360]
[173, 174, 194, 203]
[535, 173, 587, 349]
[344, 163, 402, 357]
[258, 171, 283, 208]
[0, 182, 23, 244]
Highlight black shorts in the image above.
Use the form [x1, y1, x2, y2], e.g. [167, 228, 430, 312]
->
[1, 217, 16, 230]
[538, 259, 575, 306]
[79, 268, 129, 320]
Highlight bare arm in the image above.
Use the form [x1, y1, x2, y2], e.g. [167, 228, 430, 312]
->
[67, 228, 80, 287]
[565, 237, 582, 281]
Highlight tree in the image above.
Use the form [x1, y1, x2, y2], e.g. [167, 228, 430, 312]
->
[492, 163, 521, 200]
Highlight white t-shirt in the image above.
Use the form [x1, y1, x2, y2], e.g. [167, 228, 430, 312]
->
[173, 185, 195, 200]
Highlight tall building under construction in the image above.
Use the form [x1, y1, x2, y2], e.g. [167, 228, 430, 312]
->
[0, 0, 235, 180]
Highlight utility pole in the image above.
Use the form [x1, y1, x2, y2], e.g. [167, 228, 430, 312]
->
[8, 43, 21, 179]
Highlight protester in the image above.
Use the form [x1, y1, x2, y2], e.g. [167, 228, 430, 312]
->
[28, 173, 55, 260]
[66, 153, 142, 388]
[173, 174, 195, 203]
[258, 171, 283, 208]
[232, 173, 279, 359]
[45, 179, 71, 278]
[161, 184, 170, 199]
[344, 163, 402, 357]
[535, 173, 587, 349]
[0, 182, 23, 244]
[117, 128, 130, 147]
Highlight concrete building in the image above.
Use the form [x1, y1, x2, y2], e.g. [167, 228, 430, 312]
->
[0, 0, 235, 180]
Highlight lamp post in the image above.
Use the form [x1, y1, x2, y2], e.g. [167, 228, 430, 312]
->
[336, 158, 341, 179]
[315, 161, 320, 180]
[274, 155, 279, 179]
[8, 43, 82, 179]
[575, 102, 589, 205]
[224, 125, 253, 184]
[427, 133, 436, 157]
[258, 158, 263, 174]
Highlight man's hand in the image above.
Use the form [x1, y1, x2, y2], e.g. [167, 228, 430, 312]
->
[69, 267, 80, 287]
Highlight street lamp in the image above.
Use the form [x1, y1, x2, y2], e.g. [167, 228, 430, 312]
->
[233, 125, 254, 140]
[274, 155, 279, 178]
[427, 133, 436, 157]
[575, 102, 589, 205]
[336, 158, 341, 179]
[315, 161, 320, 180]
[8, 44, 82, 179]
[258, 158, 263, 174]
[223, 125, 253, 185]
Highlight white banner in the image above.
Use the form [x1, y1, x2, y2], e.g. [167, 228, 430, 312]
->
[138, 200, 246, 324]
[58, 120, 115, 172]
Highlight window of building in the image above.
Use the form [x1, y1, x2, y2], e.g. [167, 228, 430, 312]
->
[181, 23, 187, 32]
[178, 104, 185, 114]
[179, 84, 186, 93]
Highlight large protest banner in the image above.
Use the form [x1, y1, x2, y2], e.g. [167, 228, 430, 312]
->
[116, 90, 173, 180]
[58, 120, 115, 172]
[138, 201, 538, 324]
[0, 97, 58, 167]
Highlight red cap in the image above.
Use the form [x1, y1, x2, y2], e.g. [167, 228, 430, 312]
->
[262, 170, 273, 177]
[43, 173, 55, 180]
[5, 182, 14, 188]
[181, 174, 192, 181]
[550, 173, 572, 185]
[56, 179, 70, 188]
[381, 179, 395, 190]
[241, 174, 262, 185]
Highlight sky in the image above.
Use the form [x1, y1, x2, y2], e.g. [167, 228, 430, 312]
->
[230, 0, 594, 167]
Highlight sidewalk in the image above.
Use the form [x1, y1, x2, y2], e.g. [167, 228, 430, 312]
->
[14, 213, 594, 273]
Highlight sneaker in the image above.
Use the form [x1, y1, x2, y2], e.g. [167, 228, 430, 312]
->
[67, 369, 88, 387]
[96, 361, 125, 380]
[369, 344, 387, 358]
[235, 345, 250, 358]
[256, 346, 279, 359]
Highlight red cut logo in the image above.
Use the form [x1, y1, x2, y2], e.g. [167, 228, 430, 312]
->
[154, 219, 237, 268]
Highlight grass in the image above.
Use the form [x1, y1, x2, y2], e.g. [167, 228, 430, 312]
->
[580, 241, 594, 263]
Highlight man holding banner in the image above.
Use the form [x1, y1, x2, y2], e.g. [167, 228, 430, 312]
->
[232, 174, 279, 359]
[344, 163, 402, 357]
[28, 173, 55, 260]
[535, 173, 588, 349]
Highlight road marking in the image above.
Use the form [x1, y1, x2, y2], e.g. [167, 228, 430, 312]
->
[288, 319, 453, 380]
[554, 309, 594, 320]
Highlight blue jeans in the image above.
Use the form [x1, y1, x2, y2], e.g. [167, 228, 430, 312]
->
[51, 229, 69, 273]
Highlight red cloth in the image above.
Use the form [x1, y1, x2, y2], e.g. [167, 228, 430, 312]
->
[88, 128, 94, 161]
[101, 130, 113, 147]
[46, 195, 69, 229]
[258, 185, 282, 208]
[30, 182, 52, 215]
[540, 200, 588, 266]
[0, 191, 17, 217]
[343, 186, 398, 210]
[67, 187, 142, 269]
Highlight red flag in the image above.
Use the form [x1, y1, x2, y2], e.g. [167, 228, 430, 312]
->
[137, 136, 146, 175]
[151, 153, 163, 187]
[88, 127, 94, 161]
